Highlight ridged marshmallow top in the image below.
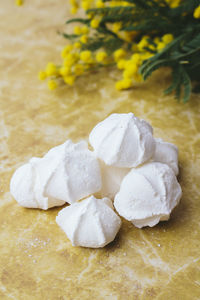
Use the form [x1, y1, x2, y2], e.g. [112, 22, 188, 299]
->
[56, 195, 121, 248]
[114, 162, 182, 228]
[10, 140, 102, 208]
[89, 113, 155, 167]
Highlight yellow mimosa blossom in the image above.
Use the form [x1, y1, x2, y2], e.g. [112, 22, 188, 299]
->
[74, 26, 82, 35]
[113, 22, 122, 33]
[157, 42, 166, 52]
[70, 5, 78, 14]
[114, 48, 127, 61]
[117, 59, 127, 69]
[81, 1, 91, 10]
[137, 37, 149, 52]
[166, 0, 181, 8]
[131, 53, 142, 66]
[96, 51, 107, 63]
[74, 42, 81, 49]
[123, 31, 137, 42]
[64, 53, 79, 67]
[81, 26, 89, 34]
[194, 5, 200, 19]
[61, 45, 73, 59]
[153, 37, 160, 45]
[96, 0, 105, 8]
[80, 50, 92, 62]
[74, 64, 85, 76]
[80, 35, 88, 44]
[90, 19, 100, 29]
[123, 64, 138, 79]
[121, 78, 132, 89]
[115, 78, 132, 90]
[63, 75, 76, 86]
[70, 0, 77, 5]
[60, 66, 71, 76]
[15, 0, 23, 6]
[115, 80, 124, 90]
[141, 52, 154, 60]
[162, 33, 174, 44]
[46, 62, 58, 76]
[38, 71, 47, 81]
[48, 80, 57, 90]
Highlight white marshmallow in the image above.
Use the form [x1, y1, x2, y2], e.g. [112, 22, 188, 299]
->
[10, 140, 102, 208]
[98, 160, 129, 199]
[56, 195, 121, 248]
[114, 162, 182, 228]
[43, 140, 102, 204]
[89, 113, 155, 168]
[10, 158, 65, 210]
[153, 138, 179, 175]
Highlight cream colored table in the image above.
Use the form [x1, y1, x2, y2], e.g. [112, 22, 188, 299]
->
[0, 1, 200, 299]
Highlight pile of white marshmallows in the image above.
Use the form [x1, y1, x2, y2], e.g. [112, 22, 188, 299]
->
[10, 113, 182, 248]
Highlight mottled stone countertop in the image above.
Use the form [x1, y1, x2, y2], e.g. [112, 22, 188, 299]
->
[0, 1, 200, 299]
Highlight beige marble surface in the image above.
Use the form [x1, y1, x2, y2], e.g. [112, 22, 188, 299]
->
[0, 1, 200, 299]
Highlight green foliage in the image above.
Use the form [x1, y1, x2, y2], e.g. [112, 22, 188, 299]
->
[63, 0, 200, 102]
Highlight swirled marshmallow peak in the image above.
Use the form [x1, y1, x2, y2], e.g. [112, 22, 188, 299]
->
[153, 138, 179, 175]
[89, 113, 155, 168]
[56, 195, 121, 248]
[42, 140, 102, 204]
[98, 160, 130, 199]
[114, 162, 182, 228]
[10, 158, 65, 210]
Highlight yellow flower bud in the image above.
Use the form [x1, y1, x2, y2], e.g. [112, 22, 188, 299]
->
[74, 26, 82, 35]
[80, 35, 88, 44]
[70, 5, 78, 14]
[74, 64, 85, 76]
[157, 42, 166, 52]
[48, 80, 57, 90]
[115, 80, 124, 91]
[194, 5, 200, 19]
[162, 34, 174, 44]
[60, 66, 71, 76]
[74, 42, 81, 49]
[96, 51, 107, 63]
[153, 37, 160, 44]
[116, 79, 132, 90]
[80, 50, 92, 62]
[61, 45, 73, 59]
[117, 59, 127, 70]
[15, 0, 23, 6]
[70, 0, 77, 5]
[63, 75, 76, 86]
[46, 63, 58, 76]
[137, 38, 148, 52]
[96, 0, 105, 8]
[114, 48, 127, 61]
[113, 22, 122, 33]
[90, 19, 100, 29]
[121, 78, 132, 89]
[81, 1, 91, 10]
[123, 64, 138, 79]
[38, 71, 47, 81]
[81, 26, 89, 34]
[131, 53, 141, 65]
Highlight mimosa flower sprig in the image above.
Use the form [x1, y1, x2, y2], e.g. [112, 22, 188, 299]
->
[38, 0, 200, 102]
